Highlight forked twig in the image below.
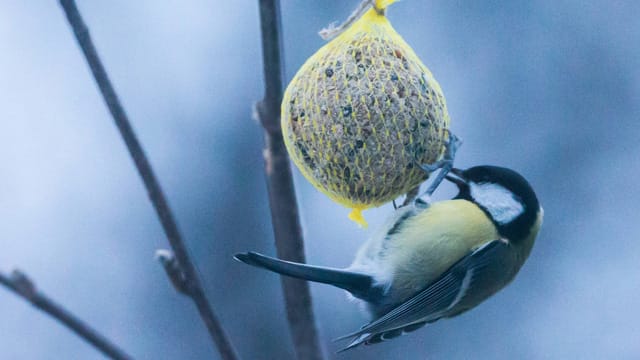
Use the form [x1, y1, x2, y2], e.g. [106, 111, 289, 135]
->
[58, 1, 238, 359]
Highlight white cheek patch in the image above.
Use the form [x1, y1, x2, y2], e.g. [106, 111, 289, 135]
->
[470, 182, 524, 224]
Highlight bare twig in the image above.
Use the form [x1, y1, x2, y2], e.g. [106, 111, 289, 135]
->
[0, 270, 133, 360]
[256, 1, 325, 359]
[58, 1, 239, 359]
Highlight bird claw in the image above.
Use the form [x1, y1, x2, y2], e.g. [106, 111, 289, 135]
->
[415, 130, 462, 203]
[419, 161, 446, 173]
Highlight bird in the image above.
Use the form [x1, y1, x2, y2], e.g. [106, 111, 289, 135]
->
[235, 165, 543, 351]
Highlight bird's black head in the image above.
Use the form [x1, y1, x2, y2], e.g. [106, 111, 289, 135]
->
[446, 165, 541, 242]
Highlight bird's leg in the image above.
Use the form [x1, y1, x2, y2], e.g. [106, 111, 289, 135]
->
[401, 185, 420, 207]
[415, 130, 462, 203]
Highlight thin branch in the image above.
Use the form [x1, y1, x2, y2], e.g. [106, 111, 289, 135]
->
[58, 1, 239, 359]
[256, 1, 325, 359]
[0, 270, 133, 360]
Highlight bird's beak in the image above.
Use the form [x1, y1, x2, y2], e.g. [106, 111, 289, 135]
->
[445, 168, 467, 187]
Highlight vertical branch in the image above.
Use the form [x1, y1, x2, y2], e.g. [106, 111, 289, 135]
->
[256, 1, 325, 359]
[57, 1, 239, 359]
[0, 270, 133, 360]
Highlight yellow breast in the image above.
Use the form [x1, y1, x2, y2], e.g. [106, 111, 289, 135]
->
[385, 200, 499, 301]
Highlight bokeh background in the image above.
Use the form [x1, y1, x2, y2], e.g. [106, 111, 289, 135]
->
[1, 1, 639, 359]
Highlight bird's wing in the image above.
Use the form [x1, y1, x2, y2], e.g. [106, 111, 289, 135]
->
[337, 239, 518, 351]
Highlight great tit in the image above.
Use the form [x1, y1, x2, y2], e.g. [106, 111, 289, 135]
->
[235, 165, 542, 351]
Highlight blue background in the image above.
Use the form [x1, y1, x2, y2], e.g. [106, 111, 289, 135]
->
[1, 1, 639, 359]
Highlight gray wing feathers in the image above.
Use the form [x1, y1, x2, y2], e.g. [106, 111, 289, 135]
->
[337, 239, 516, 350]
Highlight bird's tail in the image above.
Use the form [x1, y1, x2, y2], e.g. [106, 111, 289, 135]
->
[234, 252, 376, 301]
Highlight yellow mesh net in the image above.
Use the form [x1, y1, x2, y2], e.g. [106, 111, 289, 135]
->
[282, 1, 450, 227]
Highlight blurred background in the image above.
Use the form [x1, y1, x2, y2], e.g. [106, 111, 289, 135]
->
[1, 0, 639, 359]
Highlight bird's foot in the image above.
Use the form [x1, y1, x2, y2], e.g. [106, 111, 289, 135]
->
[415, 130, 462, 203]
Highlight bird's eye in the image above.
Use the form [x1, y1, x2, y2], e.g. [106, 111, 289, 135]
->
[472, 181, 489, 187]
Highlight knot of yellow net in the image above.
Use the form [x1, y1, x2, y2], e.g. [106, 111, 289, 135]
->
[374, 0, 397, 11]
[348, 207, 368, 228]
[319, 0, 398, 40]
